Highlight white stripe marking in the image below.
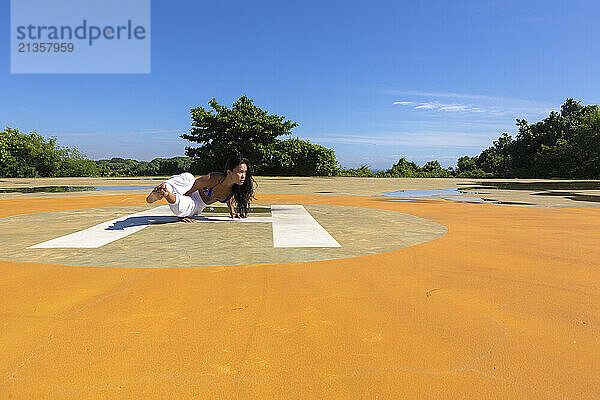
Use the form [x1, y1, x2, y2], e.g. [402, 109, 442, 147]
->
[271, 205, 341, 248]
[195, 216, 273, 223]
[28, 206, 174, 249]
[28, 205, 340, 249]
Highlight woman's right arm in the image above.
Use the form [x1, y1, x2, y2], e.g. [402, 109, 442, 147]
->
[184, 173, 211, 196]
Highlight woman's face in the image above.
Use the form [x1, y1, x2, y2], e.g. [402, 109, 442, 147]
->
[229, 162, 247, 185]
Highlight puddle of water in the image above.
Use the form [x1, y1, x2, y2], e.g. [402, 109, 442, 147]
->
[0, 186, 97, 193]
[441, 197, 485, 203]
[382, 199, 417, 202]
[103, 178, 161, 181]
[443, 197, 536, 206]
[459, 181, 600, 203]
[565, 194, 600, 202]
[532, 192, 600, 202]
[376, 188, 537, 206]
[493, 201, 536, 205]
[95, 186, 155, 191]
[531, 191, 571, 196]
[462, 181, 600, 191]
[377, 188, 471, 198]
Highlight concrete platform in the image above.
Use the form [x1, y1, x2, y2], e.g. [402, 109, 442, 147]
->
[0, 177, 599, 399]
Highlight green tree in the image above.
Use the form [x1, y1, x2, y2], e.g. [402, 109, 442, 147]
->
[144, 157, 193, 176]
[1, 127, 61, 177]
[1, 127, 100, 177]
[95, 158, 139, 176]
[338, 165, 374, 177]
[456, 156, 477, 174]
[57, 147, 99, 176]
[182, 95, 298, 172]
[476, 132, 514, 177]
[259, 138, 338, 176]
[459, 99, 600, 178]
[385, 158, 422, 177]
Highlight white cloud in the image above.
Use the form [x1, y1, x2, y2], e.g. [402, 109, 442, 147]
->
[141, 128, 183, 135]
[414, 103, 437, 110]
[396, 101, 487, 113]
[382, 89, 516, 102]
[310, 131, 494, 148]
[383, 89, 557, 116]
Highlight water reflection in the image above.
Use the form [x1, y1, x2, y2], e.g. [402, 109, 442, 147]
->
[377, 188, 471, 198]
[377, 182, 600, 204]
[459, 181, 600, 203]
[0, 186, 96, 193]
[532, 192, 600, 202]
[441, 197, 485, 203]
[461, 181, 600, 191]
[376, 188, 536, 206]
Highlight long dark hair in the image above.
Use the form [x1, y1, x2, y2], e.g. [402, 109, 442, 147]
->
[225, 154, 256, 217]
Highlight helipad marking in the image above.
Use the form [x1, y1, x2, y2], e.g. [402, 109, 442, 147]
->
[28, 206, 173, 249]
[27, 205, 340, 249]
[271, 205, 341, 247]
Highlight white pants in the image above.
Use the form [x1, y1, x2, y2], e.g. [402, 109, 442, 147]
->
[162, 172, 207, 217]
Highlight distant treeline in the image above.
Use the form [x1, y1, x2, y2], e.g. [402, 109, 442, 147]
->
[337, 99, 600, 179]
[95, 157, 192, 176]
[454, 99, 600, 179]
[0, 127, 192, 177]
[1, 99, 598, 178]
[337, 159, 453, 178]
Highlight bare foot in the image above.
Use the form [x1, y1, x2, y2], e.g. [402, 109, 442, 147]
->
[146, 183, 166, 203]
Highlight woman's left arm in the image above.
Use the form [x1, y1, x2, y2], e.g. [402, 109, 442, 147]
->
[227, 197, 240, 218]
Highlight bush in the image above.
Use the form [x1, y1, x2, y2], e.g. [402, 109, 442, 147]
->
[457, 99, 600, 178]
[96, 157, 193, 177]
[57, 148, 99, 176]
[183, 95, 298, 173]
[257, 138, 338, 176]
[338, 165, 374, 177]
[0, 127, 99, 177]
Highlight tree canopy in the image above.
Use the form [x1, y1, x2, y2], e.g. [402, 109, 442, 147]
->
[0, 127, 98, 177]
[455, 99, 600, 178]
[181, 95, 339, 175]
[182, 95, 297, 171]
[0, 127, 194, 178]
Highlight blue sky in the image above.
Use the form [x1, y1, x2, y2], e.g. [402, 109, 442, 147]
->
[2, 0, 599, 170]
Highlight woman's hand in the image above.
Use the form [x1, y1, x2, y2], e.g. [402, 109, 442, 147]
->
[178, 217, 196, 223]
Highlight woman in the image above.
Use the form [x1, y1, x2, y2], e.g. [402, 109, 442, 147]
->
[146, 154, 256, 222]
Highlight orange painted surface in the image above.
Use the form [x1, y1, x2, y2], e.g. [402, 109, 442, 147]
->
[1, 194, 599, 399]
